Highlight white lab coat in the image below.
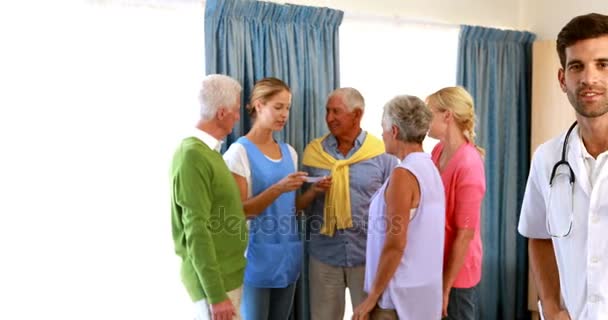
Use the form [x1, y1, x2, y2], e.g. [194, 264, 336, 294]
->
[518, 128, 608, 319]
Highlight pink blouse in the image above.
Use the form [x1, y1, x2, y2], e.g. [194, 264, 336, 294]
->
[432, 142, 486, 288]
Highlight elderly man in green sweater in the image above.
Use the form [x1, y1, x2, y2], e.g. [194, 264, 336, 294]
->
[171, 74, 247, 320]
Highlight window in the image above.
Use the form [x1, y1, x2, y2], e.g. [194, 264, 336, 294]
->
[340, 15, 460, 152]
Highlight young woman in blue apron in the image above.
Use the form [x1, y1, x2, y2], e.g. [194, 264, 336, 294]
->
[224, 78, 330, 319]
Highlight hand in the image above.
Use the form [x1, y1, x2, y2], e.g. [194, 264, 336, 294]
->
[210, 298, 236, 320]
[351, 296, 377, 320]
[311, 176, 332, 193]
[442, 289, 450, 318]
[275, 172, 307, 193]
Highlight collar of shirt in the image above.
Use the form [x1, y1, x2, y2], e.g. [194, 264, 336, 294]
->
[577, 128, 608, 187]
[191, 128, 223, 152]
[579, 136, 608, 160]
[325, 130, 367, 157]
[579, 128, 594, 160]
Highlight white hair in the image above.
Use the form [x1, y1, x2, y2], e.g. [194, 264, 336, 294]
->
[328, 87, 365, 112]
[198, 74, 242, 121]
[382, 95, 431, 144]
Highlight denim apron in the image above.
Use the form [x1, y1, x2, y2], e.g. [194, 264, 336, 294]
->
[238, 137, 302, 288]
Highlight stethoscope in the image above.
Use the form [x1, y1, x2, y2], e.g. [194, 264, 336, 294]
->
[549, 121, 578, 186]
[546, 121, 578, 238]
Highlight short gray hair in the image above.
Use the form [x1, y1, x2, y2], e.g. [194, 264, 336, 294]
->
[198, 74, 242, 121]
[328, 87, 365, 112]
[382, 95, 431, 144]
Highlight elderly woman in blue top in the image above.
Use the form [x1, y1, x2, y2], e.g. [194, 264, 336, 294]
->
[353, 95, 446, 320]
[223, 77, 330, 320]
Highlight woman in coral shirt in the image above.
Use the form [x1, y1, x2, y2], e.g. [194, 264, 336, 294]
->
[427, 87, 486, 320]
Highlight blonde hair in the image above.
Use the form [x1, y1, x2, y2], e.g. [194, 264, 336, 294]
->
[426, 86, 485, 156]
[246, 77, 291, 119]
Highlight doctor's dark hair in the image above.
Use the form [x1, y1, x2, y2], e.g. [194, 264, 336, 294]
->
[557, 13, 608, 69]
[426, 86, 485, 156]
[246, 77, 291, 120]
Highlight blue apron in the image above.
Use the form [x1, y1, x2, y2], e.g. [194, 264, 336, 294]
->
[238, 137, 302, 288]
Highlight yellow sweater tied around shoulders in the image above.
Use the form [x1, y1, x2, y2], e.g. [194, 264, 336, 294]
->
[302, 133, 385, 236]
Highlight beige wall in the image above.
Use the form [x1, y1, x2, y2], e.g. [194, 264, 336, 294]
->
[531, 40, 576, 152]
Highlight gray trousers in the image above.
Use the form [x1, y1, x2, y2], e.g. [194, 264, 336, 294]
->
[309, 257, 367, 320]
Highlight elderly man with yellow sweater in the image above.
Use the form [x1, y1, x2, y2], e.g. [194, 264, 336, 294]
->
[301, 88, 398, 320]
[171, 74, 247, 320]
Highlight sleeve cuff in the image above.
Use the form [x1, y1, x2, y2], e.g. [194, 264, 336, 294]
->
[205, 290, 229, 305]
[517, 223, 551, 239]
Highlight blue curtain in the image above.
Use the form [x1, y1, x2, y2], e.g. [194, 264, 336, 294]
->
[457, 25, 535, 320]
[204, 0, 342, 156]
[205, 1, 343, 319]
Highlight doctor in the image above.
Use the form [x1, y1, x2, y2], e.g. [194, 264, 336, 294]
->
[518, 13, 608, 320]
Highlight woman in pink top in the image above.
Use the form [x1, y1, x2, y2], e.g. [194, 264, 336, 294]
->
[426, 86, 486, 320]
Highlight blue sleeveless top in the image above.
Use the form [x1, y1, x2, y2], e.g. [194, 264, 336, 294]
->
[237, 137, 302, 288]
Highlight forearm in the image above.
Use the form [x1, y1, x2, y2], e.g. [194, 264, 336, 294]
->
[368, 243, 406, 301]
[296, 187, 318, 211]
[443, 231, 473, 291]
[243, 185, 283, 218]
[529, 239, 563, 315]
[185, 209, 227, 303]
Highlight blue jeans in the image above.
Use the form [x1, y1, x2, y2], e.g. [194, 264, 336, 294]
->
[241, 283, 296, 320]
[443, 285, 479, 320]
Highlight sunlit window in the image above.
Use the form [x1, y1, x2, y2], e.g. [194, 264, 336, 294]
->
[340, 15, 459, 152]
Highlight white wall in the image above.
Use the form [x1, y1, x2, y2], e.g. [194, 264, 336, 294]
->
[279, 0, 607, 40]
[270, 0, 521, 29]
[123, 0, 606, 40]
[520, 0, 608, 40]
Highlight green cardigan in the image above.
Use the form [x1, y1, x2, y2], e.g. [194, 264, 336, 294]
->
[171, 137, 247, 304]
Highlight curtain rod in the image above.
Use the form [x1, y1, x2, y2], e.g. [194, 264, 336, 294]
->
[203, 0, 458, 29]
[342, 12, 459, 29]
